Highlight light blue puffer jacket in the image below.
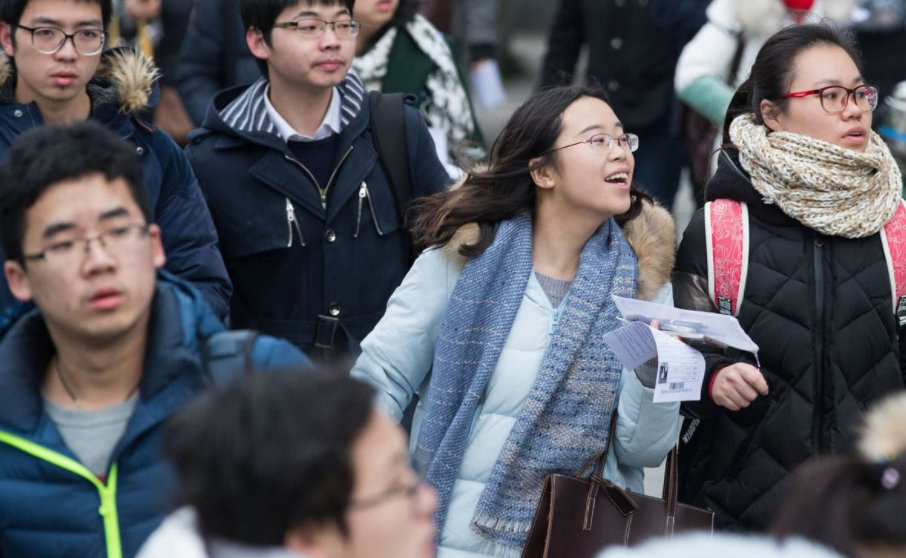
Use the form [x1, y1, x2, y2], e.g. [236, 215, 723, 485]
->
[352, 209, 681, 558]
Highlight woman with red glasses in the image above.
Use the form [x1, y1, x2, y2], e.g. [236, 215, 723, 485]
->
[673, 23, 904, 532]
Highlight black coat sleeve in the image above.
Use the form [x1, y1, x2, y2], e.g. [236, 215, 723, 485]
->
[539, 0, 585, 88]
[176, 0, 229, 125]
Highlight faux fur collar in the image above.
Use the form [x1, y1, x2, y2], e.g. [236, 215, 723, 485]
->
[0, 47, 159, 113]
[443, 200, 676, 302]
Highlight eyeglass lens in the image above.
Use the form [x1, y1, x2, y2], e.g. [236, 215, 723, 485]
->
[820, 86, 878, 113]
[31, 28, 105, 55]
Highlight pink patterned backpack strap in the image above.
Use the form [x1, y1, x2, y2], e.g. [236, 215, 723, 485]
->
[704, 199, 750, 316]
[881, 200, 906, 327]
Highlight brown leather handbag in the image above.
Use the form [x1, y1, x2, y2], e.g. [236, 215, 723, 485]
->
[520, 414, 714, 558]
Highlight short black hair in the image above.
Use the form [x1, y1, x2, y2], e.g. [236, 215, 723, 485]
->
[165, 368, 376, 546]
[0, 0, 113, 31]
[240, 0, 355, 77]
[0, 121, 151, 263]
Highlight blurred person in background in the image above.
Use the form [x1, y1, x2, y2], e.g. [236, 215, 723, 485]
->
[770, 392, 906, 558]
[110, 0, 195, 143]
[421, 0, 499, 69]
[176, 0, 258, 125]
[673, 23, 904, 531]
[540, 0, 704, 210]
[675, 0, 855, 129]
[352, 0, 485, 165]
[137, 370, 437, 558]
[352, 84, 680, 558]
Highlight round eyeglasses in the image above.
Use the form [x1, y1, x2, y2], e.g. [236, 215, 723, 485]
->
[544, 133, 640, 156]
[269, 19, 360, 39]
[16, 25, 106, 56]
[778, 84, 879, 114]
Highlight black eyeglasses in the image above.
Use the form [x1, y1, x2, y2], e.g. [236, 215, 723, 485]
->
[16, 25, 106, 55]
[543, 133, 640, 156]
[269, 19, 360, 39]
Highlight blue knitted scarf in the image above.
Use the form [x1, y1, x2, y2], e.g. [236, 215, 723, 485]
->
[414, 212, 637, 551]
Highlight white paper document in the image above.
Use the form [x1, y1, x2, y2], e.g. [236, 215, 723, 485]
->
[611, 296, 759, 354]
[603, 322, 706, 403]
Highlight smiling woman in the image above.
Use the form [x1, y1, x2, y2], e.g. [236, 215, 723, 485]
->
[674, 23, 906, 531]
[351, 85, 681, 558]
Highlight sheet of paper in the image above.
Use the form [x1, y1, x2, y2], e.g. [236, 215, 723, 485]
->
[611, 295, 759, 354]
[602, 321, 706, 403]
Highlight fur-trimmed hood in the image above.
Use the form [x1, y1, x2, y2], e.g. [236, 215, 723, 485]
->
[0, 47, 159, 113]
[734, 0, 856, 38]
[443, 200, 675, 302]
[859, 392, 906, 462]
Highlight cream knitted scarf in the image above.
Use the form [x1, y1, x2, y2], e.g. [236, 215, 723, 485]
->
[729, 114, 903, 238]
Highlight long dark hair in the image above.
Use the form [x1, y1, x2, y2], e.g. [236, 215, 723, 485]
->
[771, 454, 906, 557]
[412, 85, 651, 258]
[722, 22, 863, 145]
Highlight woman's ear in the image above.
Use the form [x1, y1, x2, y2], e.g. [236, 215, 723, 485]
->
[529, 157, 556, 190]
[760, 99, 783, 132]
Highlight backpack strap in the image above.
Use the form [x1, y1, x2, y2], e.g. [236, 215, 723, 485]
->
[202, 330, 260, 385]
[369, 91, 418, 264]
[369, 91, 413, 225]
[705, 199, 750, 316]
[881, 199, 906, 326]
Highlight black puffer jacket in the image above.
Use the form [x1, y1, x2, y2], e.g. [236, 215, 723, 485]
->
[673, 149, 906, 531]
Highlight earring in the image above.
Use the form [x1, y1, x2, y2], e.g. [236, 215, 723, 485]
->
[546, 180, 554, 187]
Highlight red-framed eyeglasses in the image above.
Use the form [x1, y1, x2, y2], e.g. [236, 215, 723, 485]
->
[778, 84, 879, 114]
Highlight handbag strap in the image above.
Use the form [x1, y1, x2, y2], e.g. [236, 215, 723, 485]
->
[575, 409, 621, 480]
[661, 447, 681, 536]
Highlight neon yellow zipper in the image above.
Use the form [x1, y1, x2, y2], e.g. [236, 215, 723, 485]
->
[0, 430, 122, 558]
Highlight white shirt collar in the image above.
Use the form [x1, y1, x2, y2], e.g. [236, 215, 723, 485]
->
[264, 85, 343, 142]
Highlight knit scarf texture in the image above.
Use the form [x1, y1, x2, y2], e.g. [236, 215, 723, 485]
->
[414, 213, 637, 551]
[351, 14, 478, 159]
[729, 113, 903, 238]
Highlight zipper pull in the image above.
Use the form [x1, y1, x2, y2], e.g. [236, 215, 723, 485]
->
[355, 182, 366, 238]
[285, 198, 306, 247]
[285, 198, 295, 247]
[549, 308, 560, 335]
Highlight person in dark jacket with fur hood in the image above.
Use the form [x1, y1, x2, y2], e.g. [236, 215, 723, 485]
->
[674, 24, 905, 531]
[0, 0, 232, 322]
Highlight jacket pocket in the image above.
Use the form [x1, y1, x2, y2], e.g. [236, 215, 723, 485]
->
[728, 398, 779, 480]
[355, 177, 401, 238]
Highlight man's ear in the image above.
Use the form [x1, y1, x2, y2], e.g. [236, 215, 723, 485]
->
[147, 224, 166, 269]
[246, 27, 271, 62]
[760, 99, 783, 132]
[529, 157, 556, 191]
[284, 524, 337, 558]
[5, 260, 33, 303]
[0, 22, 15, 58]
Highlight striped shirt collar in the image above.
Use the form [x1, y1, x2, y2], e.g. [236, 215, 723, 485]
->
[218, 72, 367, 137]
[264, 84, 342, 142]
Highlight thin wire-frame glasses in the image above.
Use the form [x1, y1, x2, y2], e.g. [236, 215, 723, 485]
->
[544, 133, 640, 156]
[778, 84, 879, 114]
[16, 25, 106, 55]
[269, 19, 360, 39]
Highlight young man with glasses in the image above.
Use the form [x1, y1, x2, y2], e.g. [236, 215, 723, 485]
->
[136, 369, 437, 558]
[185, 0, 450, 358]
[0, 121, 309, 558]
[0, 0, 233, 323]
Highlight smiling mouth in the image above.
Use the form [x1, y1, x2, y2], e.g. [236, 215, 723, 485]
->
[605, 172, 630, 184]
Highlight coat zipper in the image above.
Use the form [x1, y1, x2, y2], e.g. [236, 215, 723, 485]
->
[549, 307, 560, 335]
[354, 182, 367, 238]
[813, 234, 825, 456]
[285, 198, 305, 247]
[283, 146, 354, 209]
[363, 182, 385, 236]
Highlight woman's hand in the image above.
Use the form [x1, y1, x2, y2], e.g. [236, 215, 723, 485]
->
[711, 363, 769, 411]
